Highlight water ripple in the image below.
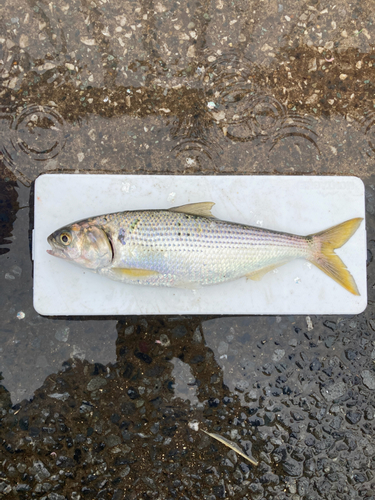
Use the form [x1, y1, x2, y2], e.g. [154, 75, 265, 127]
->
[204, 53, 319, 154]
[0, 104, 66, 185]
[11, 105, 66, 161]
[169, 112, 222, 170]
[172, 136, 222, 170]
[225, 95, 286, 142]
[271, 112, 319, 152]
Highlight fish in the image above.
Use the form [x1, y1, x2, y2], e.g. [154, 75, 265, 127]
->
[46, 201, 363, 295]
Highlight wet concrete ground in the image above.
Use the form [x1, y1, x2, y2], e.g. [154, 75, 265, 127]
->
[1, 0, 375, 498]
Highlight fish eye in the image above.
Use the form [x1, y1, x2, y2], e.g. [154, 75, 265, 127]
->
[60, 232, 71, 245]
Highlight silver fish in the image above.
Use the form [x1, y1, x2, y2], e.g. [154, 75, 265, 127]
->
[47, 202, 362, 295]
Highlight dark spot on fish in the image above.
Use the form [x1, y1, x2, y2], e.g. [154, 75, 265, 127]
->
[187, 233, 190, 237]
[306, 235, 314, 248]
[118, 228, 127, 245]
[178, 232, 181, 236]
[130, 218, 140, 232]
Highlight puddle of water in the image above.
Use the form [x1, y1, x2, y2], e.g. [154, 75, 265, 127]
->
[1, 0, 375, 497]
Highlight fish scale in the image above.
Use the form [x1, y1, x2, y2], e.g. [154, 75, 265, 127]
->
[96, 210, 310, 287]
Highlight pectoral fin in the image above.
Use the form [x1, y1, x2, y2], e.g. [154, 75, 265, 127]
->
[246, 262, 289, 281]
[169, 202, 216, 218]
[111, 268, 160, 279]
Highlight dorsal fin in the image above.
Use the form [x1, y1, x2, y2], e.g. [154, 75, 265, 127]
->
[169, 202, 215, 218]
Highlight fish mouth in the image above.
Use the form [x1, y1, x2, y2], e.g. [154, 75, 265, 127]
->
[46, 247, 68, 259]
[47, 235, 68, 260]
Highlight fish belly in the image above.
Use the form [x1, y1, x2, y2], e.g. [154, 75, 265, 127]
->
[99, 211, 309, 287]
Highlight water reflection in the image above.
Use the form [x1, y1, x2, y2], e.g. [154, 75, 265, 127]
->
[1, 311, 374, 495]
[0, 291, 375, 497]
[0, 162, 18, 255]
[0, 184, 117, 403]
[170, 357, 200, 406]
[3, 310, 365, 413]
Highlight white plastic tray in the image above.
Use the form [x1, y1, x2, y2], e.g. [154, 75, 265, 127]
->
[33, 174, 367, 315]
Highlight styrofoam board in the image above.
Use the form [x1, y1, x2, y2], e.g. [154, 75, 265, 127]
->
[33, 174, 367, 315]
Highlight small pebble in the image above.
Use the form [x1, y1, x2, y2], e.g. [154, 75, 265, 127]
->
[306, 316, 313, 331]
[48, 392, 70, 401]
[321, 381, 346, 401]
[55, 327, 70, 342]
[272, 349, 285, 362]
[362, 370, 375, 390]
[325, 336, 335, 348]
[345, 349, 358, 361]
[262, 362, 275, 375]
[365, 407, 374, 420]
[124, 325, 134, 336]
[188, 421, 199, 431]
[87, 377, 107, 391]
[346, 410, 362, 425]
[310, 358, 322, 371]
[192, 327, 202, 343]
[157, 333, 170, 346]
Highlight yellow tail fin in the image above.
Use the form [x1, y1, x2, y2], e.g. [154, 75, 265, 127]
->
[308, 218, 363, 296]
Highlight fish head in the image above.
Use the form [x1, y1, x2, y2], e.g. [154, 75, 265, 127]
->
[47, 222, 113, 270]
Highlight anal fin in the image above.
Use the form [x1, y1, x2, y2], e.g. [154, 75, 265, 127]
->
[246, 261, 289, 281]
